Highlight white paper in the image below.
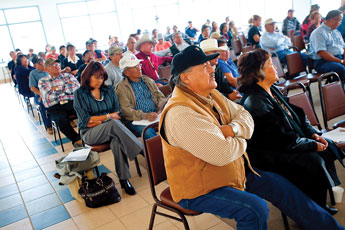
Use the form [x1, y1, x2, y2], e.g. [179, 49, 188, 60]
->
[62, 148, 91, 162]
[322, 127, 345, 143]
[132, 114, 161, 126]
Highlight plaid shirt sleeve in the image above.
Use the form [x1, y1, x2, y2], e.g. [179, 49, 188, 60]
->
[38, 77, 59, 108]
[62, 73, 80, 96]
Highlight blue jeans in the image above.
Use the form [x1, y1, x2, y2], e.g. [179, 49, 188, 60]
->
[34, 95, 51, 128]
[129, 124, 157, 139]
[277, 50, 309, 66]
[179, 168, 344, 230]
[314, 55, 345, 85]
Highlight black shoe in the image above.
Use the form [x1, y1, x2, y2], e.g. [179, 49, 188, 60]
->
[325, 204, 338, 215]
[119, 179, 136, 195]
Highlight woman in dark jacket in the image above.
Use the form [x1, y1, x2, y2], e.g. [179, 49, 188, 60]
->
[73, 61, 143, 196]
[238, 49, 345, 215]
[15, 54, 35, 97]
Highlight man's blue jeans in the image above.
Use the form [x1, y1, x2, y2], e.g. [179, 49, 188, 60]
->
[277, 49, 309, 66]
[129, 123, 157, 139]
[179, 168, 344, 230]
[34, 95, 51, 128]
[314, 55, 345, 85]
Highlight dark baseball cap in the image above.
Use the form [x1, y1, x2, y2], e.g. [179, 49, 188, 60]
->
[171, 45, 219, 76]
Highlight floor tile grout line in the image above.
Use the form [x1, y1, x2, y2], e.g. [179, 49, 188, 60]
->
[0, 139, 34, 229]
[4, 84, 81, 229]
[16, 114, 82, 229]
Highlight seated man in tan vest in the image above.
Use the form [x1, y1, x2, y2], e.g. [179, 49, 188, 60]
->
[159, 45, 344, 230]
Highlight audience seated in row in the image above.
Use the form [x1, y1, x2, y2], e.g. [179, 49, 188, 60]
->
[29, 56, 52, 134]
[161, 45, 344, 230]
[238, 48, 345, 215]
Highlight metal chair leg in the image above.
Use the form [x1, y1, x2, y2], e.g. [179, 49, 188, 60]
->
[148, 204, 157, 230]
[134, 157, 142, 177]
[56, 125, 65, 152]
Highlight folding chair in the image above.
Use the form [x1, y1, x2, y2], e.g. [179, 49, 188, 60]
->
[142, 123, 290, 230]
[318, 72, 345, 130]
[142, 123, 201, 230]
[158, 85, 172, 97]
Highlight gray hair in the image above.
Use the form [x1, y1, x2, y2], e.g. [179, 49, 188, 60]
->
[174, 66, 193, 87]
[173, 32, 182, 39]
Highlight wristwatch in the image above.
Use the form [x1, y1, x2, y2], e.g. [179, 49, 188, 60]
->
[341, 60, 344, 64]
[229, 122, 238, 136]
[106, 113, 111, 120]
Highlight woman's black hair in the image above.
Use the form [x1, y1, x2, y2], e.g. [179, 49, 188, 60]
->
[237, 49, 270, 91]
[81, 61, 108, 90]
[16, 54, 28, 66]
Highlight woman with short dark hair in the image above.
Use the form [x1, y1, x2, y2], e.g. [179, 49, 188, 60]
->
[238, 49, 345, 215]
[220, 22, 233, 47]
[73, 61, 143, 196]
[15, 54, 35, 97]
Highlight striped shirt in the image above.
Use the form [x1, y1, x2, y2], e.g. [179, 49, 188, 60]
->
[73, 86, 120, 131]
[38, 73, 79, 108]
[129, 78, 157, 113]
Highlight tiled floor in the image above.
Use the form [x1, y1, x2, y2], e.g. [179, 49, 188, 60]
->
[0, 83, 231, 229]
[0, 81, 344, 230]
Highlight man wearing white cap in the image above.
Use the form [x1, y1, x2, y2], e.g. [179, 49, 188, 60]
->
[116, 54, 166, 139]
[260, 18, 308, 65]
[200, 39, 241, 101]
[135, 35, 172, 82]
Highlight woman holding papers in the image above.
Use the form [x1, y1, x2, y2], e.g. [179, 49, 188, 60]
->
[116, 53, 167, 139]
[73, 61, 142, 195]
[238, 49, 345, 215]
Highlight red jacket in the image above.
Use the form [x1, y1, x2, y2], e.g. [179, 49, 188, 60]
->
[136, 52, 172, 81]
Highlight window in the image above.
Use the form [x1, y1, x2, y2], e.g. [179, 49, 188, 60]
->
[130, 0, 181, 36]
[0, 6, 46, 62]
[4, 7, 40, 24]
[9, 22, 47, 54]
[0, 11, 6, 25]
[57, 0, 119, 51]
[0, 26, 13, 62]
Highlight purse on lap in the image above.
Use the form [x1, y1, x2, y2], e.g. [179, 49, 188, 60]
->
[78, 172, 121, 208]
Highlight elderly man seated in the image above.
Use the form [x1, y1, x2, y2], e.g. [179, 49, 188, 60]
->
[260, 18, 308, 65]
[309, 10, 345, 84]
[200, 39, 241, 101]
[135, 35, 172, 84]
[168, 32, 191, 57]
[159, 45, 345, 230]
[116, 54, 166, 139]
[123, 37, 137, 56]
[38, 58, 82, 147]
[105, 46, 123, 89]
[29, 56, 52, 134]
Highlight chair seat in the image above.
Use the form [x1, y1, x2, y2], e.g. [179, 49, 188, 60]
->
[86, 142, 111, 152]
[160, 187, 202, 215]
[306, 73, 321, 83]
[284, 78, 310, 88]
